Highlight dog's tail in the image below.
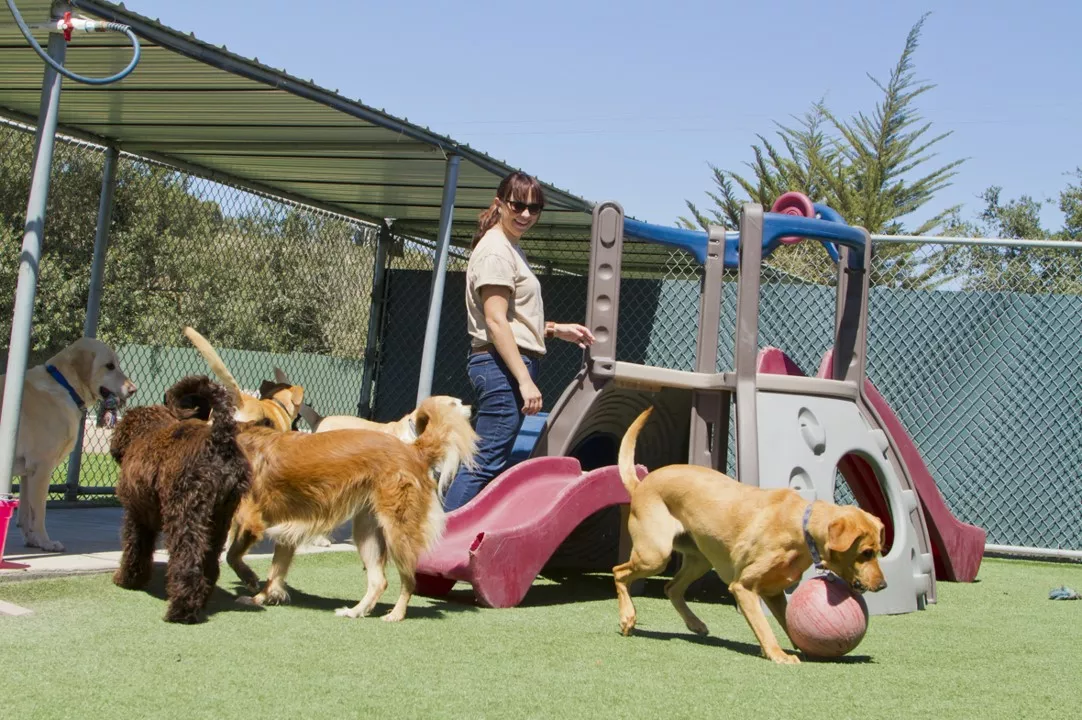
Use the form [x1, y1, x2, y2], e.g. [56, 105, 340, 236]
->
[164, 374, 237, 442]
[618, 406, 653, 494]
[297, 402, 323, 432]
[183, 327, 243, 406]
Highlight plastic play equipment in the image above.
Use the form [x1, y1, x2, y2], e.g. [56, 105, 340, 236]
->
[415, 193, 985, 613]
[415, 457, 644, 608]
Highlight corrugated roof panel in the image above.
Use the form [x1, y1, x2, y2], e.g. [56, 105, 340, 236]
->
[0, 0, 600, 256]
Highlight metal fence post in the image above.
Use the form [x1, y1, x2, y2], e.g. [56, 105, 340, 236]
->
[357, 220, 392, 418]
[0, 33, 67, 499]
[64, 145, 119, 501]
[416, 154, 461, 404]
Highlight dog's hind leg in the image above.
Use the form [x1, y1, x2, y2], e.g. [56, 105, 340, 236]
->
[663, 548, 713, 636]
[335, 512, 388, 619]
[199, 514, 233, 603]
[253, 542, 296, 606]
[163, 509, 215, 624]
[113, 513, 157, 590]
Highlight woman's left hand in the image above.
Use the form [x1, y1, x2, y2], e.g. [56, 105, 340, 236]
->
[553, 323, 595, 348]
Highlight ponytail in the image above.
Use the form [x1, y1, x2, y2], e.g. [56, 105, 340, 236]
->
[473, 202, 500, 247]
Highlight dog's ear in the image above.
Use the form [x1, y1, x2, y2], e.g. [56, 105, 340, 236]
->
[290, 386, 304, 406]
[273, 367, 291, 384]
[412, 408, 430, 436]
[66, 344, 95, 386]
[826, 515, 864, 555]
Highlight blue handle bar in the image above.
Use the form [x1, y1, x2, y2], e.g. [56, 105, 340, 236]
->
[622, 205, 862, 269]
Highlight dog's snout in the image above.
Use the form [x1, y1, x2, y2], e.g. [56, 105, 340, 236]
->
[875, 578, 888, 592]
[125, 380, 138, 396]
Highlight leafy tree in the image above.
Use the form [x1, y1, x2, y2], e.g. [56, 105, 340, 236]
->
[681, 13, 965, 287]
[939, 172, 1082, 294]
[0, 122, 379, 366]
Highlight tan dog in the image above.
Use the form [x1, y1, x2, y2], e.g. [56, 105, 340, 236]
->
[1, 337, 137, 551]
[275, 369, 474, 499]
[183, 327, 303, 432]
[614, 407, 887, 664]
[226, 395, 477, 622]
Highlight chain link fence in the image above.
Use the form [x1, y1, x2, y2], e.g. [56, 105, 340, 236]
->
[2, 115, 1079, 551]
[378, 224, 1082, 552]
[1, 118, 384, 500]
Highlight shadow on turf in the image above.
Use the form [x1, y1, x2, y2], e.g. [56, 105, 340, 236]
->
[221, 582, 483, 619]
[133, 562, 267, 620]
[627, 627, 874, 663]
[518, 571, 737, 609]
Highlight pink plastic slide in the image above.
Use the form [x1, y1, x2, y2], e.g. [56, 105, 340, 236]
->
[757, 347, 985, 582]
[414, 456, 644, 608]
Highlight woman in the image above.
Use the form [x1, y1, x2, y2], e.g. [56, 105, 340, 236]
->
[442, 171, 594, 511]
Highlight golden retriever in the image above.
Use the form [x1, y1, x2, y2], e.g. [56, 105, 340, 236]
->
[183, 327, 303, 431]
[275, 369, 474, 500]
[614, 407, 887, 664]
[2, 337, 137, 551]
[225, 395, 477, 622]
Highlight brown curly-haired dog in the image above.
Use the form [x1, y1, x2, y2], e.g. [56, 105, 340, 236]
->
[109, 375, 252, 624]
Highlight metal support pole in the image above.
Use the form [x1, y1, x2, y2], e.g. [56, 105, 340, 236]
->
[64, 145, 119, 500]
[357, 220, 393, 418]
[415, 154, 461, 404]
[0, 33, 67, 499]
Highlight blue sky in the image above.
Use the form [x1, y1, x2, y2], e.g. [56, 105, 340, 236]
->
[125, 0, 1078, 234]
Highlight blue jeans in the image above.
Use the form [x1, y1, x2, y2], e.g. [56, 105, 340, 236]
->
[443, 349, 540, 511]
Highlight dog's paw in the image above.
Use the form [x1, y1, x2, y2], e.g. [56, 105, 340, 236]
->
[112, 570, 147, 590]
[307, 535, 333, 548]
[335, 606, 366, 619]
[767, 651, 801, 665]
[619, 616, 636, 636]
[381, 609, 406, 623]
[254, 588, 290, 606]
[24, 535, 65, 552]
[164, 607, 204, 624]
[235, 595, 260, 607]
[686, 618, 710, 636]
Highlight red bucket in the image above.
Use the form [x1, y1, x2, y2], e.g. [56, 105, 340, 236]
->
[0, 498, 29, 570]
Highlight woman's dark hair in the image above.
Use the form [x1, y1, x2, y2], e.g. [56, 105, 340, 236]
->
[473, 171, 546, 247]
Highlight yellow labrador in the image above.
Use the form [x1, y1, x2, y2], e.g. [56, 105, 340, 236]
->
[1, 337, 137, 551]
[615, 407, 887, 664]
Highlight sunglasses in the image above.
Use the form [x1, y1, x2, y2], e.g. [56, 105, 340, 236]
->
[504, 199, 543, 215]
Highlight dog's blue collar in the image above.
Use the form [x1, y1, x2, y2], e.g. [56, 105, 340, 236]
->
[45, 364, 85, 411]
[803, 504, 826, 571]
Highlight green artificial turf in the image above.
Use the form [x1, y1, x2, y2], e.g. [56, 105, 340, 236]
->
[2, 555, 1079, 719]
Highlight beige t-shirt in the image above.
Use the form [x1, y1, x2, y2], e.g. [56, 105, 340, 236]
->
[466, 226, 546, 355]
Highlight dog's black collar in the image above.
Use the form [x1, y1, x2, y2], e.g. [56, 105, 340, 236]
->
[46, 364, 85, 411]
[270, 397, 291, 417]
[802, 504, 826, 571]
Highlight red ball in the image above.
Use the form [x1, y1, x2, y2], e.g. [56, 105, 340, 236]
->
[785, 576, 869, 658]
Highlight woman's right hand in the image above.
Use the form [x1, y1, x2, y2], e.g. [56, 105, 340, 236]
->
[519, 379, 543, 416]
